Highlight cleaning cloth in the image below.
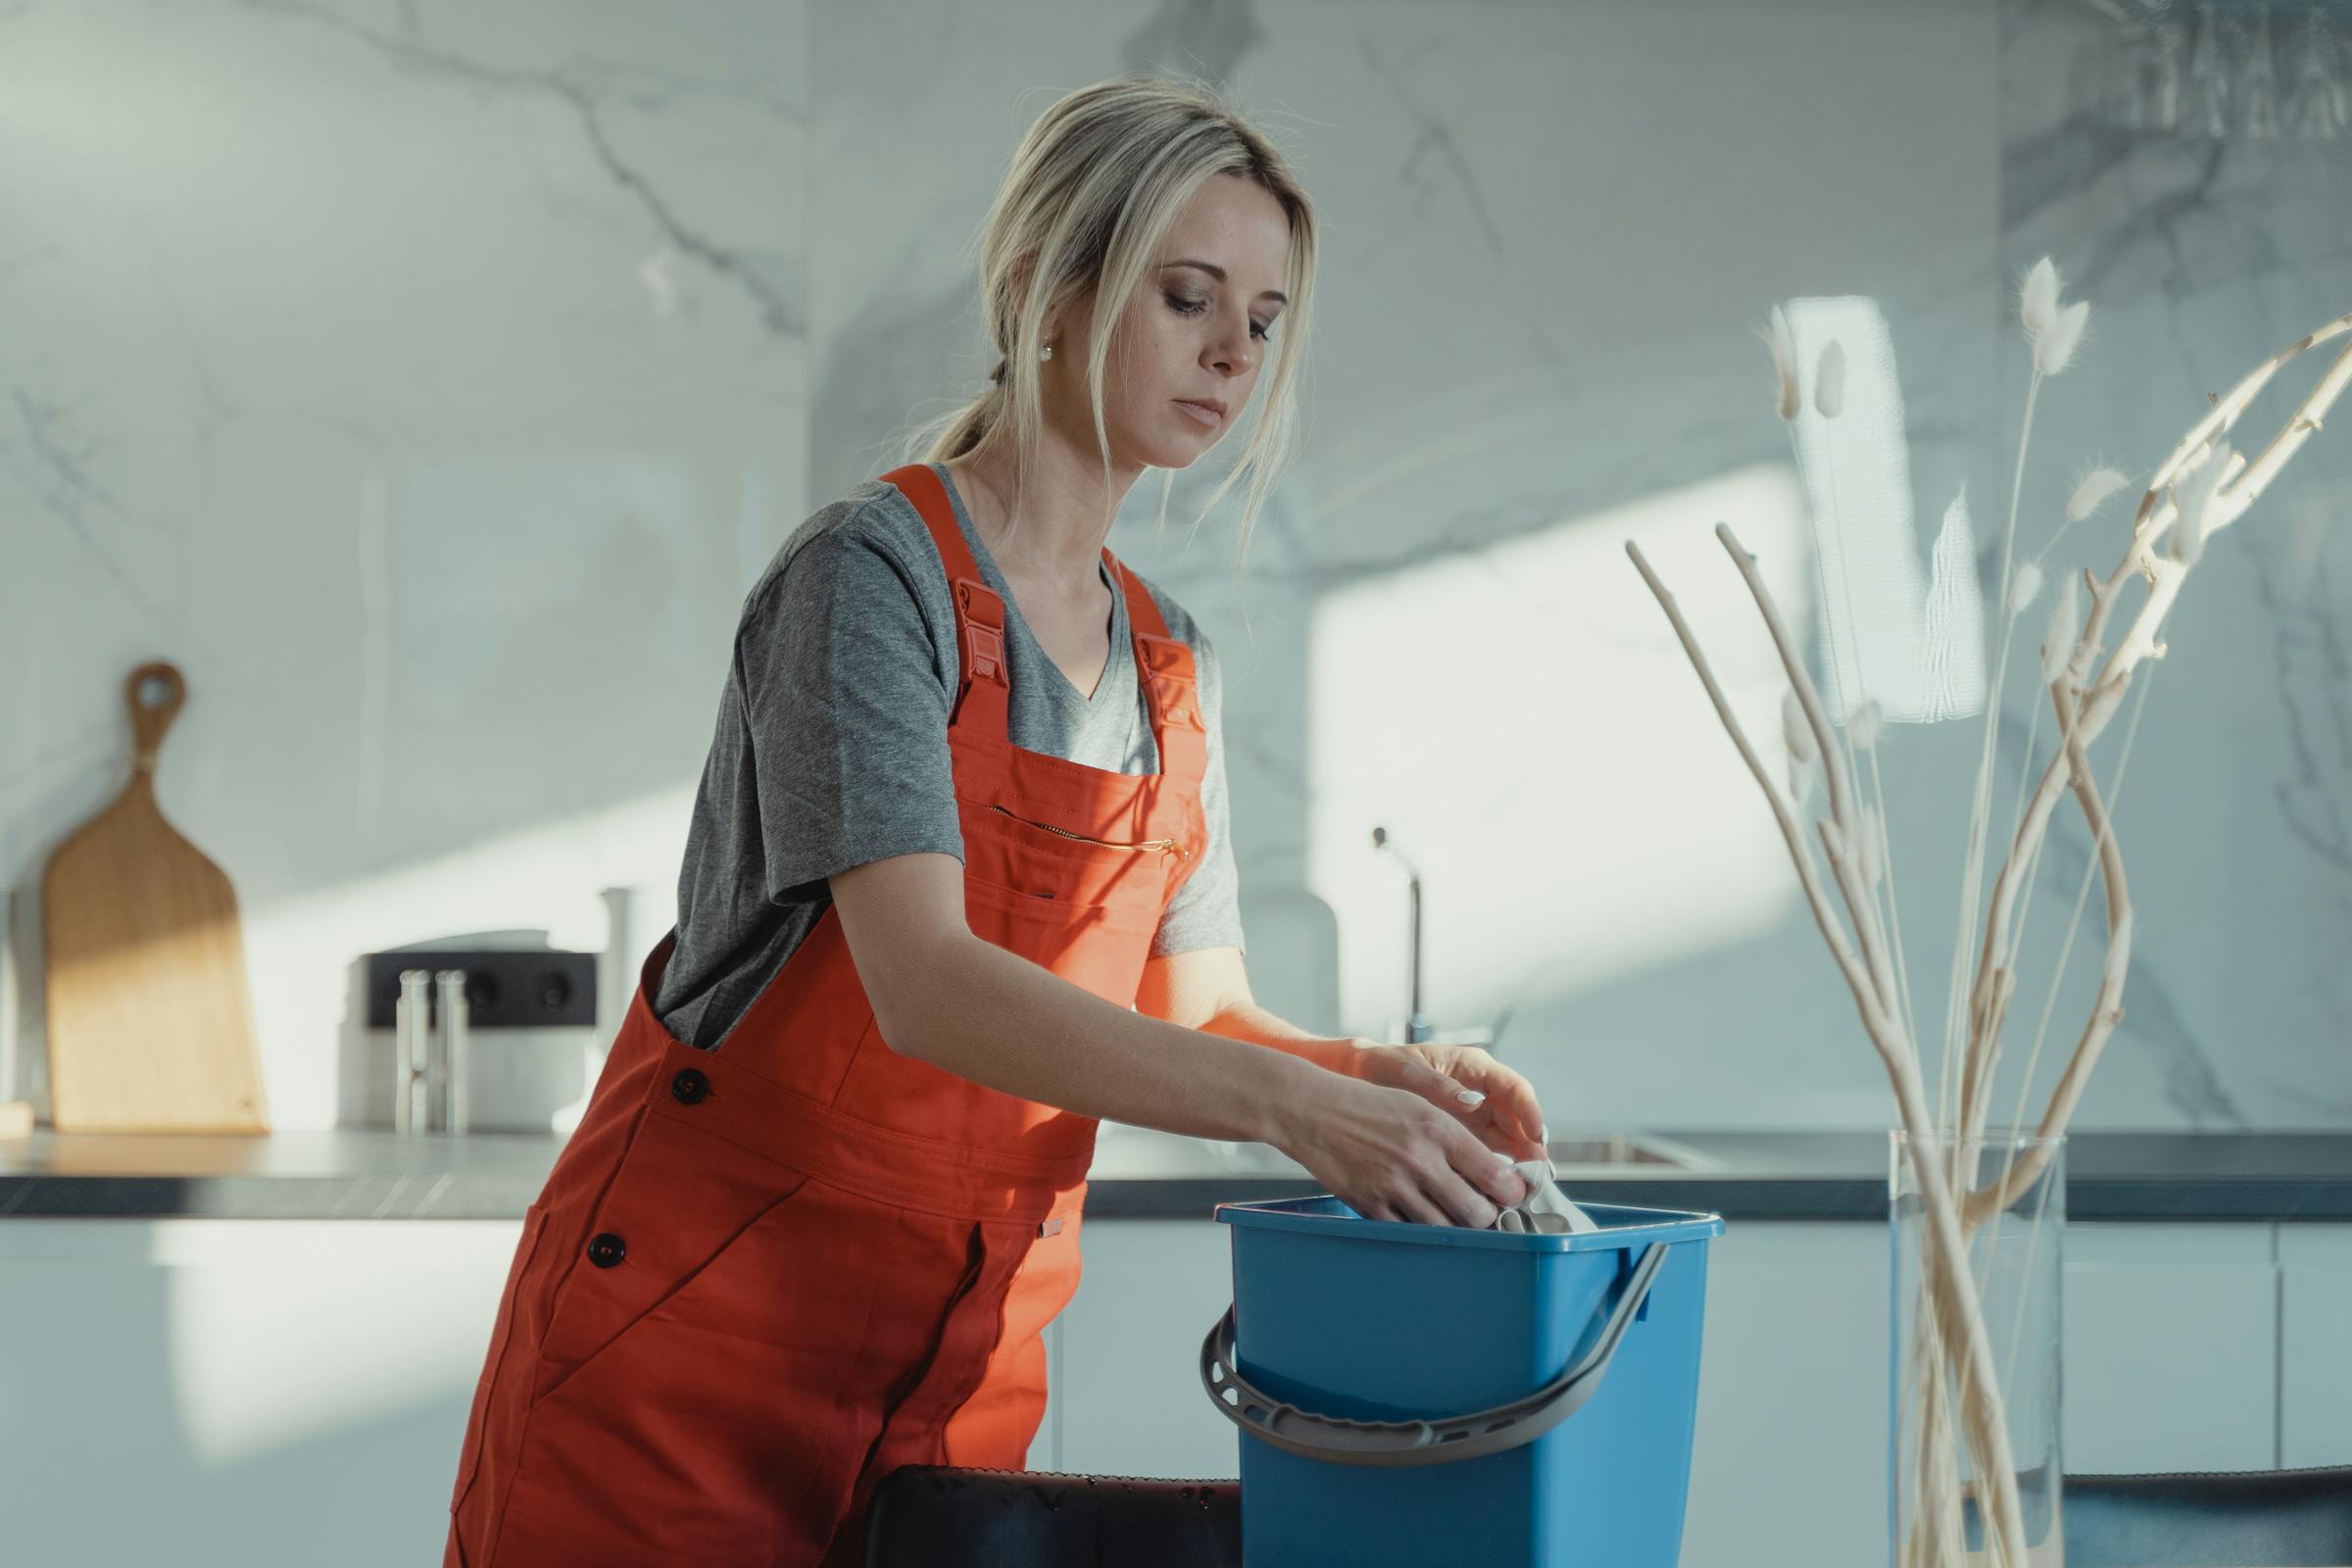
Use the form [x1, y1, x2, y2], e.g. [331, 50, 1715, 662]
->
[1490, 1157, 1599, 1235]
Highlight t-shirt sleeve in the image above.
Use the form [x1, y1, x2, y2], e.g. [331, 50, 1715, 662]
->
[734, 517, 964, 904]
[1151, 622, 1247, 957]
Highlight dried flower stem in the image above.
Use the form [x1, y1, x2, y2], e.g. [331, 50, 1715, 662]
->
[1717, 525, 1905, 1016]
[1789, 410, 1926, 1057]
[1866, 748, 1925, 1061]
[1728, 520, 2032, 1567]
[1957, 310, 2352, 1220]
[1638, 304, 2350, 1568]
[1624, 544, 1871, 1009]
[1945, 368, 2042, 1161]
[1626, 532, 2032, 1568]
[1989, 676, 2157, 1259]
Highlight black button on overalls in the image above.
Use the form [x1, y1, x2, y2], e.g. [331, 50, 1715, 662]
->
[587, 1233, 627, 1268]
[670, 1068, 710, 1104]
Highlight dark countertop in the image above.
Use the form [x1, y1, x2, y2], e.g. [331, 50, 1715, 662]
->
[4, 1128, 2351, 1223]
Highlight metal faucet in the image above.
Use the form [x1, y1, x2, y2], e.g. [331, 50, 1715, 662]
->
[1370, 825, 1431, 1044]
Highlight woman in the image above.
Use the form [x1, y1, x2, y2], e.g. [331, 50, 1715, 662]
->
[445, 74, 1548, 1568]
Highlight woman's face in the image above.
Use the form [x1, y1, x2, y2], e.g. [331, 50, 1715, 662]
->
[1053, 172, 1292, 471]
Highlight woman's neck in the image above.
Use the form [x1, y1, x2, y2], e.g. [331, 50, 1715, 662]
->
[947, 435, 1145, 598]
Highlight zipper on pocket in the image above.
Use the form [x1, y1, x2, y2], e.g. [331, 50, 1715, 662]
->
[988, 802, 1188, 860]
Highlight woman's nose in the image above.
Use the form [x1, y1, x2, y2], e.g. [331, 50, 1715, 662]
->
[1208, 332, 1255, 378]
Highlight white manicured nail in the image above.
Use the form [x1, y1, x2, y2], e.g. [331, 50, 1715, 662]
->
[1492, 1150, 1514, 1163]
[1540, 1123, 1549, 1143]
[1456, 1090, 1485, 1106]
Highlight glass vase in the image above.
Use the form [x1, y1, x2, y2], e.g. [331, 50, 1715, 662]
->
[1889, 1126, 2067, 1567]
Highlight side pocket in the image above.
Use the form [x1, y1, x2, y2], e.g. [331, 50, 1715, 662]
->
[450, 1204, 551, 1516]
[526, 1133, 817, 1411]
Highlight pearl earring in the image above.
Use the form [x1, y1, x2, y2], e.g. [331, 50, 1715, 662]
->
[1040, 343, 1054, 362]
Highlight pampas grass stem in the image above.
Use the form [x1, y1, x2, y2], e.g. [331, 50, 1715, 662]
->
[1981, 580, 2084, 1004]
[1636, 300, 2352, 1567]
[1942, 367, 2043, 1159]
[1630, 523, 2034, 1568]
[1982, 674, 2157, 1253]
[1866, 746, 1925, 1081]
[1767, 305, 1800, 422]
[1961, 313, 2352, 1224]
[1984, 679, 2157, 1416]
[1786, 359, 1928, 1061]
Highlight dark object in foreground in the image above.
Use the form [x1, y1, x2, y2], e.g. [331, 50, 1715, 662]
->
[2064, 1466, 2352, 1567]
[864, 1467, 1241, 1567]
[865, 1463, 2352, 1568]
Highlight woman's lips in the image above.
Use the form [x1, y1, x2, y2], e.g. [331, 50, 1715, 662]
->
[1174, 399, 1223, 427]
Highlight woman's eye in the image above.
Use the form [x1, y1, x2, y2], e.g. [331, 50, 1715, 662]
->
[1167, 293, 1275, 342]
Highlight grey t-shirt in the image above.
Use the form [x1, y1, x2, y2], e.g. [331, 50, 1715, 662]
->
[653, 463, 1245, 1051]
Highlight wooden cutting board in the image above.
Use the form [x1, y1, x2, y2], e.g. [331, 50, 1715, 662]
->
[40, 662, 270, 1134]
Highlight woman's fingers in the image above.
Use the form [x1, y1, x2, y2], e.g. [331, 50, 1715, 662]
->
[1474, 1119, 1518, 1157]
[1389, 1126, 1515, 1229]
[1397, 1059, 1542, 1160]
[1446, 1050, 1548, 1157]
[1392, 1105, 1525, 1227]
[1390, 1054, 1479, 1114]
[1356, 1046, 1544, 1160]
[1422, 1171, 1493, 1229]
[1466, 1099, 1529, 1162]
[1443, 1079, 1542, 1162]
[1451, 1128, 1529, 1215]
[1321, 1065, 1541, 1228]
[1390, 1187, 1451, 1228]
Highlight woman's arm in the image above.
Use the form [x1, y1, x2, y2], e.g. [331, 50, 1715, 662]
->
[831, 853, 1312, 1143]
[1140, 945, 1548, 1162]
[830, 852, 1531, 1225]
[1134, 944, 1355, 1072]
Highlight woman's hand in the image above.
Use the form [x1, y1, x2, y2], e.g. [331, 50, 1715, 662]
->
[1339, 1040, 1548, 1161]
[1265, 1066, 1534, 1228]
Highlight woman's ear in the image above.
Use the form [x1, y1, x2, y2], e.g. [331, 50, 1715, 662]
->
[1040, 281, 1102, 360]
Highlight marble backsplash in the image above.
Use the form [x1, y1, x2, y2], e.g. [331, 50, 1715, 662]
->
[4, 0, 2346, 1132]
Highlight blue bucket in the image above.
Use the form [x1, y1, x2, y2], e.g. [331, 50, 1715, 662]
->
[1200, 1195, 1726, 1567]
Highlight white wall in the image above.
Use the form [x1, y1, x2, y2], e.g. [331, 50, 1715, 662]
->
[7, 0, 2349, 1133]
[1, 0, 807, 1125]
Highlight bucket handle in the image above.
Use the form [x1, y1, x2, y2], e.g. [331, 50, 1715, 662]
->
[1196, 1241, 1667, 1469]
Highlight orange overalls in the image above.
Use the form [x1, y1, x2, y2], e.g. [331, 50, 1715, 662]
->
[444, 464, 1211, 1567]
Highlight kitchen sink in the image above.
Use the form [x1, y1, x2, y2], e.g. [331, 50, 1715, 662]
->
[1544, 1133, 1722, 1172]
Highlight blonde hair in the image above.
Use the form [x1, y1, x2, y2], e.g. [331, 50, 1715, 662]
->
[904, 74, 1317, 572]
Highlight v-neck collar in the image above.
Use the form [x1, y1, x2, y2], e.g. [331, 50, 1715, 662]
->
[932, 464, 1128, 710]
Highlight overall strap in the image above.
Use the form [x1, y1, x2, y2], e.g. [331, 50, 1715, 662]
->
[880, 465, 1008, 741]
[1107, 554, 1207, 784]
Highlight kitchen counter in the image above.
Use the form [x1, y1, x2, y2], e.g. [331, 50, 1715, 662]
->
[4, 1127, 2351, 1221]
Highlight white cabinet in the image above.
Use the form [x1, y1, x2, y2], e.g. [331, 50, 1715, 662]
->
[2279, 1224, 2352, 1468]
[1048, 1217, 1239, 1479]
[2062, 1223, 2278, 1474]
[0, 1217, 524, 1568]
[1026, 1319, 1062, 1470]
[1680, 1222, 1888, 1568]
[2, 1208, 2336, 1568]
